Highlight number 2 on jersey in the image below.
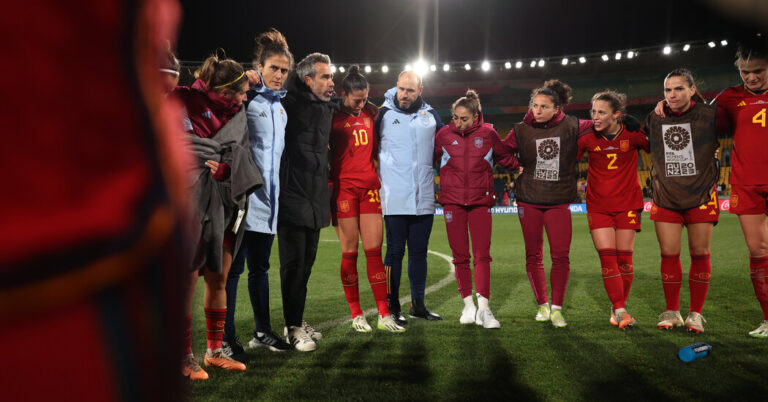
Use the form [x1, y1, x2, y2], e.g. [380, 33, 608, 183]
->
[606, 153, 618, 170]
[353, 129, 369, 146]
[753, 108, 766, 128]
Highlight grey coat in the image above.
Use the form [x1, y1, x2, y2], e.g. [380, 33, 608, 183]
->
[187, 109, 264, 272]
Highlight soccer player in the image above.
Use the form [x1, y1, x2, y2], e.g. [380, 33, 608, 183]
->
[222, 28, 294, 357]
[503, 80, 594, 328]
[713, 41, 768, 338]
[577, 91, 649, 330]
[330, 66, 405, 333]
[645, 68, 720, 334]
[434, 90, 518, 328]
[174, 54, 263, 375]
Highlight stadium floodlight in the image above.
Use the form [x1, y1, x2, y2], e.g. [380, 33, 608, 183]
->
[364, 65, 372, 73]
[708, 41, 716, 48]
[615, 52, 622, 60]
[381, 65, 389, 73]
[561, 58, 568, 65]
[464, 63, 471, 71]
[663, 46, 672, 54]
[627, 51, 634, 59]
[504, 61, 512, 69]
[538, 59, 545, 67]
[530, 60, 536, 67]
[330, 64, 337, 73]
[515, 61, 523, 69]
[443, 63, 450, 72]
[683, 44, 691, 52]
[601, 54, 609, 61]
[481, 60, 491, 71]
[578, 56, 586, 64]
[339, 66, 345, 73]
[430, 64, 437, 72]
[413, 60, 429, 76]
[404, 64, 412, 71]
[721, 39, 728, 46]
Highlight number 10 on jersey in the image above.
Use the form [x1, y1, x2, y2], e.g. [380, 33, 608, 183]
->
[353, 129, 369, 146]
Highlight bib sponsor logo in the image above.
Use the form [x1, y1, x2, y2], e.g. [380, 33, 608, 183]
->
[661, 123, 697, 177]
[534, 137, 560, 181]
[620, 140, 630, 152]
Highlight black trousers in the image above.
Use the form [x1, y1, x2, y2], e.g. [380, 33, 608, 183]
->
[277, 223, 321, 328]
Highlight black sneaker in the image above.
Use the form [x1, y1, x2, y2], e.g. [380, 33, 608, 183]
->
[221, 336, 245, 357]
[409, 299, 443, 321]
[389, 299, 407, 326]
[247, 331, 292, 352]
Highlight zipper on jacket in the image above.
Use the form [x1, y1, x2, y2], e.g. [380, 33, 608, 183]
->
[463, 134, 469, 206]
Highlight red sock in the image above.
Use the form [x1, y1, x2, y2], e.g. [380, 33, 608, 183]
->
[750, 255, 768, 320]
[341, 252, 363, 317]
[689, 254, 711, 314]
[204, 308, 226, 351]
[598, 249, 624, 309]
[661, 254, 682, 311]
[184, 315, 193, 355]
[617, 250, 634, 302]
[365, 247, 390, 317]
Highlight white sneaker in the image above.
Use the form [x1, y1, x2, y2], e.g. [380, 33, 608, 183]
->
[475, 308, 501, 329]
[285, 326, 316, 352]
[550, 310, 567, 328]
[377, 315, 406, 333]
[352, 315, 372, 333]
[748, 320, 768, 338]
[301, 320, 322, 340]
[657, 310, 684, 330]
[684, 312, 706, 334]
[460, 303, 477, 324]
[535, 304, 551, 322]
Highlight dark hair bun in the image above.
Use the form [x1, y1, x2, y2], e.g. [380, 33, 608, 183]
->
[544, 79, 572, 106]
[348, 65, 360, 75]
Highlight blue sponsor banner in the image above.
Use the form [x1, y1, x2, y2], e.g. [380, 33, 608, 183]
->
[435, 204, 588, 216]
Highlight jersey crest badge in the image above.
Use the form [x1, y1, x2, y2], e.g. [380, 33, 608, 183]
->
[339, 200, 350, 213]
[364, 117, 372, 128]
[620, 140, 630, 152]
[474, 137, 484, 148]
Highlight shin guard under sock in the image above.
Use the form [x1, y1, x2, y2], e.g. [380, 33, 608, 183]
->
[750, 255, 768, 320]
[598, 249, 625, 309]
[365, 247, 390, 316]
[204, 308, 227, 350]
[660, 254, 682, 311]
[341, 252, 363, 317]
[617, 250, 634, 302]
[689, 254, 711, 314]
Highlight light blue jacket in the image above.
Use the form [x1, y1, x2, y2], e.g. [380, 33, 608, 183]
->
[376, 87, 444, 215]
[243, 77, 287, 234]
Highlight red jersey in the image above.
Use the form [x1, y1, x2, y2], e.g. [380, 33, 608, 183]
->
[330, 107, 380, 189]
[714, 85, 768, 185]
[577, 124, 650, 212]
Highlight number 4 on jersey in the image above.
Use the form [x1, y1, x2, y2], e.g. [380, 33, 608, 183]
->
[754, 108, 766, 128]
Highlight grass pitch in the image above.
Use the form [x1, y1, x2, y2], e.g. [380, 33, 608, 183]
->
[190, 213, 768, 401]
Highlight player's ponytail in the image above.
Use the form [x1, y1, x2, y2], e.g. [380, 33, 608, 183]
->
[452, 89, 482, 116]
[195, 51, 247, 93]
[341, 65, 369, 94]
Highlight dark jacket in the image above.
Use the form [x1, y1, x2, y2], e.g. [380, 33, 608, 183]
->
[279, 73, 339, 229]
[434, 113, 518, 207]
[186, 108, 264, 272]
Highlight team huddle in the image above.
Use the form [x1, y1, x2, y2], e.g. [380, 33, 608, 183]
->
[162, 29, 768, 381]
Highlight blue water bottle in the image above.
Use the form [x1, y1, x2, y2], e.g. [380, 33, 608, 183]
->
[678, 343, 712, 362]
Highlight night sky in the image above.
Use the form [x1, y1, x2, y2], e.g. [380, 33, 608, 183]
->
[176, 0, 754, 65]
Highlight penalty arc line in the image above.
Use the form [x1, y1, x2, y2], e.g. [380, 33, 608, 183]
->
[314, 240, 455, 332]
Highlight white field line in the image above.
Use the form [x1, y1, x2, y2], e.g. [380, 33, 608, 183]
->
[314, 240, 455, 331]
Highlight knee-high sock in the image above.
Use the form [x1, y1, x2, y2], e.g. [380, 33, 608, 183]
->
[750, 255, 768, 320]
[598, 249, 625, 309]
[204, 308, 227, 350]
[365, 247, 390, 317]
[661, 254, 682, 311]
[689, 253, 711, 314]
[617, 250, 634, 302]
[340, 252, 362, 317]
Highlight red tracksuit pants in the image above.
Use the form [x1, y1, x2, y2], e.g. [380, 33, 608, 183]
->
[444, 204, 492, 299]
[517, 201, 572, 306]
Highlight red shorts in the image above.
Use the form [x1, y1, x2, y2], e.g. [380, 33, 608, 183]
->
[331, 184, 381, 221]
[729, 184, 768, 215]
[587, 210, 642, 231]
[650, 191, 719, 225]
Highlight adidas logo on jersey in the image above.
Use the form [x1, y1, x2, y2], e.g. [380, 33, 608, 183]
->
[393, 119, 401, 124]
[259, 111, 268, 118]
[593, 146, 601, 151]
[344, 123, 351, 128]
[737, 101, 747, 107]
[202, 110, 212, 119]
